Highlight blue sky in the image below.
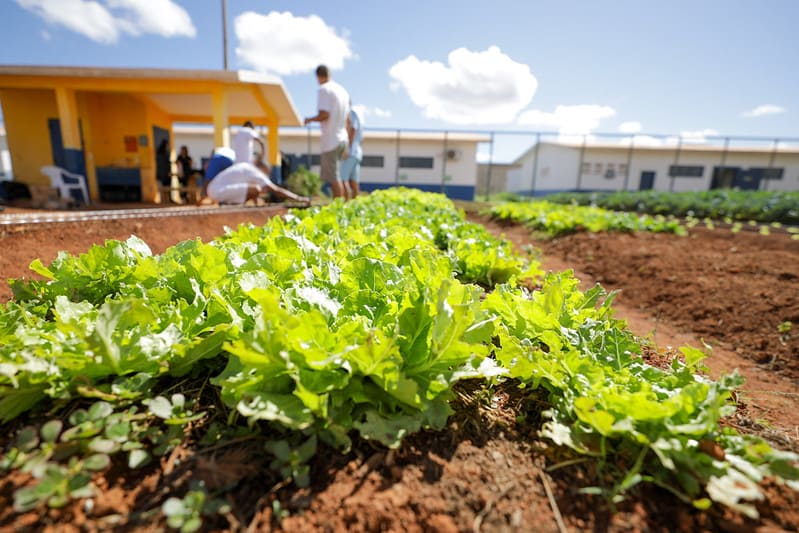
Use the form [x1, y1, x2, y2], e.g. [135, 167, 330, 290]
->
[1, 1, 797, 160]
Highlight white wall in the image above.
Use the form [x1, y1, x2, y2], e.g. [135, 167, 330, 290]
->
[278, 134, 479, 187]
[507, 142, 799, 194]
[0, 130, 11, 180]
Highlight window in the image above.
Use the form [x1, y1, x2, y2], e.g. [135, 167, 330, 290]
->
[605, 163, 616, 179]
[399, 156, 434, 169]
[668, 165, 704, 178]
[594, 162, 603, 175]
[618, 163, 628, 176]
[297, 154, 320, 166]
[361, 155, 384, 168]
[750, 167, 784, 180]
[581, 162, 591, 175]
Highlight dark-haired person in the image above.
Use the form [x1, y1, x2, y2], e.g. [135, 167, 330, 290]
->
[303, 65, 351, 200]
[232, 121, 266, 165]
[155, 139, 172, 188]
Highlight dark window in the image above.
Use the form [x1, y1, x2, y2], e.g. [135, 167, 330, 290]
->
[361, 155, 384, 168]
[669, 165, 704, 177]
[310, 154, 321, 166]
[399, 156, 434, 169]
[751, 167, 784, 180]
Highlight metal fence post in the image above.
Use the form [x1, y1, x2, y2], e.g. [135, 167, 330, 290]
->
[306, 127, 311, 169]
[530, 132, 540, 198]
[441, 130, 448, 193]
[394, 129, 401, 184]
[719, 137, 729, 187]
[485, 132, 495, 201]
[623, 137, 634, 191]
[576, 135, 587, 191]
[669, 136, 682, 192]
[764, 138, 779, 191]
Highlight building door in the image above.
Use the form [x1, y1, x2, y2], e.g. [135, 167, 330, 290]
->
[48, 118, 86, 176]
[733, 169, 761, 190]
[639, 171, 655, 190]
[710, 167, 741, 189]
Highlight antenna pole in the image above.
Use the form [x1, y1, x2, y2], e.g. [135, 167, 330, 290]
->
[222, 0, 229, 70]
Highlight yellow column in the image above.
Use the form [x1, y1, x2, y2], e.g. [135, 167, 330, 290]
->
[55, 87, 91, 203]
[266, 119, 279, 167]
[211, 89, 230, 148]
[55, 88, 80, 150]
[76, 94, 99, 201]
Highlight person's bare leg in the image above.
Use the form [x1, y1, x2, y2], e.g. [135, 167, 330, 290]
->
[262, 182, 310, 204]
[349, 180, 360, 198]
[330, 180, 346, 199]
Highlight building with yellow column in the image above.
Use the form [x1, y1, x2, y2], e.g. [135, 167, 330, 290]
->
[0, 66, 301, 203]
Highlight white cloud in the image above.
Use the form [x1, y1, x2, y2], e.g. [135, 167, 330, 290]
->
[618, 135, 673, 147]
[18, 0, 120, 43]
[352, 104, 392, 121]
[679, 128, 719, 143]
[106, 0, 195, 38]
[741, 104, 786, 118]
[389, 46, 538, 125]
[618, 121, 641, 134]
[235, 11, 352, 76]
[517, 104, 616, 137]
[17, 0, 195, 43]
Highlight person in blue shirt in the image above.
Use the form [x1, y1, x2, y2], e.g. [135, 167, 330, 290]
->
[204, 147, 235, 181]
[340, 104, 363, 197]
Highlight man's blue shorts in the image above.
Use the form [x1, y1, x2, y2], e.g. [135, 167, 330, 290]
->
[340, 155, 361, 183]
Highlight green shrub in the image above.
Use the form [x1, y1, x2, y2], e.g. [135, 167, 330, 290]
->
[285, 166, 323, 198]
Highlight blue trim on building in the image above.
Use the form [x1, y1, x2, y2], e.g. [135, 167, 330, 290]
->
[512, 188, 618, 197]
[62, 148, 86, 178]
[360, 182, 476, 200]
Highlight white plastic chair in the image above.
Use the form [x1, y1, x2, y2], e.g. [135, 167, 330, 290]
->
[40, 165, 90, 205]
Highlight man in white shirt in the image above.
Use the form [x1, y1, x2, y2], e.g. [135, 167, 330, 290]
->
[232, 121, 266, 165]
[304, 65, 351, 200]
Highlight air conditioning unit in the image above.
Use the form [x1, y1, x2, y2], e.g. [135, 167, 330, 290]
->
[445, 148, 461, 161]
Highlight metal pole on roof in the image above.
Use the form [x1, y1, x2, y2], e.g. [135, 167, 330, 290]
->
[222, 0, 229, 70]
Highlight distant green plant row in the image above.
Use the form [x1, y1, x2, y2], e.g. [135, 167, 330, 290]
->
[486, 200, 686, 237]
[541, 190, 799, 225]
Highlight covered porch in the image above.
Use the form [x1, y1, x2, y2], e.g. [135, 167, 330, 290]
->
[0, 66, 301, 203]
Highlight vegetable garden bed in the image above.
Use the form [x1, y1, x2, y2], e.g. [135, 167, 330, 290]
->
[1, 190, 797, 532]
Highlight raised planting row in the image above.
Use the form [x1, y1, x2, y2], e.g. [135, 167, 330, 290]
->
[542, 190, 799, 226]
[486, 200, 686, 237]
[1, 188, 796, 529]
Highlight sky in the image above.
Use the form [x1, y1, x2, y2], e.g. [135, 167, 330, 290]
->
[0, 0, 797, 162]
